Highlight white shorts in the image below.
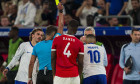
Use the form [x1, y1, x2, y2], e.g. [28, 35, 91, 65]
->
[53, 76, 80, 84]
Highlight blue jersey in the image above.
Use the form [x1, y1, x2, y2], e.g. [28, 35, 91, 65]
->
[32, 33, 61, 70]
[106, 0, 128, 15]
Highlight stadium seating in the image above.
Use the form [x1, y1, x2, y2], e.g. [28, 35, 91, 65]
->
[111, 64, 123, 84]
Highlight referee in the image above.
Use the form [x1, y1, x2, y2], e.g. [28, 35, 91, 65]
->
[27, 3, 64, 84]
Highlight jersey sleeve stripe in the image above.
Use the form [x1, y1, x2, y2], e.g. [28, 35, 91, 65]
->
[79, 52, 84, 55]
[51, 49, 56, 51]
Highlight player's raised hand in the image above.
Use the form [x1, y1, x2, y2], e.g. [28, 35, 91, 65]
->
[57, 2, 64, 10]
[3, 69, 8, 77]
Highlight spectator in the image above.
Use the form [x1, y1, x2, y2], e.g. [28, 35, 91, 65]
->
[125, 0, 133, 13]
[14, 0, 36, 27]
[64, 14, 73, 26]
[4, 27, 23, 84]
[93, 0, 108, 26]
[62, 0, 78, 17]
[97, 0, 106, 11]
[128, 0, 140, 25]
[86, 15, 94, 26]
[2, 2, 11, 16]
[108, 18, 122, 27]
[33, 0, 44, 26]
[76, 0, 98, 26]
[0, 15, 11, 27]
[8, 4, 17, 26]
[106, 0, 128, 16]
[119, 28, 140, 84]
[41, 0, 55, 26]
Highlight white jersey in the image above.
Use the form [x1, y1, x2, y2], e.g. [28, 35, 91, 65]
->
[7, 42, 38, 83]
[83, 44, 108, 78]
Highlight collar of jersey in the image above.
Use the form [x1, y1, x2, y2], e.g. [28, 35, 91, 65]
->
[30, 41, 34, 47]
[130, 42, 140, 46]
[64, 34, 75, 37]
[89, 43, 94, 44]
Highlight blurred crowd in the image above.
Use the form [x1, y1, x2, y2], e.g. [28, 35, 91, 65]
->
[0, 0, 140, 27]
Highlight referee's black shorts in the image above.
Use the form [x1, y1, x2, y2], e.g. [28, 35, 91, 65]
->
[36, 70, 53, 84]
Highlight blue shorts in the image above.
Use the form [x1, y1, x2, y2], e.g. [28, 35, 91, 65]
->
[83, 74, 107, 84]
[15, 80, 27, 84]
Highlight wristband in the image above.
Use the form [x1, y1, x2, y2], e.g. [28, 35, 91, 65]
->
[28, 78, 32, 80]
[6, 67, 9, 71]
[59, 10, 63, 13]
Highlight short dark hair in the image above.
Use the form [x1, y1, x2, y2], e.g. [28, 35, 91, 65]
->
[11, 26, 19, 32]
[131, 28, 140, 34]
[29, 28, 44, 41]
[67, 19, 79, 32]
[86, 34, 96, 39]
[46, 25, 57, 35]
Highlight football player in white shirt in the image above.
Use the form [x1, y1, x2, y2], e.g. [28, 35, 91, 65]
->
[83, 34, 108, 84]
[3, 28, 44, 84]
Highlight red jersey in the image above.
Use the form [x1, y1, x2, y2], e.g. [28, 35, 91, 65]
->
[52, 34, 84, 77]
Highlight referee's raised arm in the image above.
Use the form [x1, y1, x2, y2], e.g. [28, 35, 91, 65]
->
[57, 2, 64, 35]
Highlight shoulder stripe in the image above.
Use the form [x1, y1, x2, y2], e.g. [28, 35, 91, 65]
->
[122, 43, 130, 51]
[123, 43, 130, 49]
[79, 52, 84, 55]
[51, 49, 56, 51]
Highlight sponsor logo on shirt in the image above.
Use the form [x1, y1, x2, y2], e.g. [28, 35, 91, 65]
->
[27, 52, 31, 53]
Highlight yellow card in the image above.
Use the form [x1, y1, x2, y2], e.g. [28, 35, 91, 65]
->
[55, 0, 59, 5]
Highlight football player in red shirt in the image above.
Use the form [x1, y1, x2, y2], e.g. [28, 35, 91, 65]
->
[51, 19, 84, 84]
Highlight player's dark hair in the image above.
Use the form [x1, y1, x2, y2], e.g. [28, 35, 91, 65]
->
[46, 25, 57, 35]
[10, 27, 19, 36]
[67, 19, 79, 34]
[29, 28, 44, 41]
[86, 34, 96, 39]
[131, 28, 140, 34]
[11, 26, 19, 32]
